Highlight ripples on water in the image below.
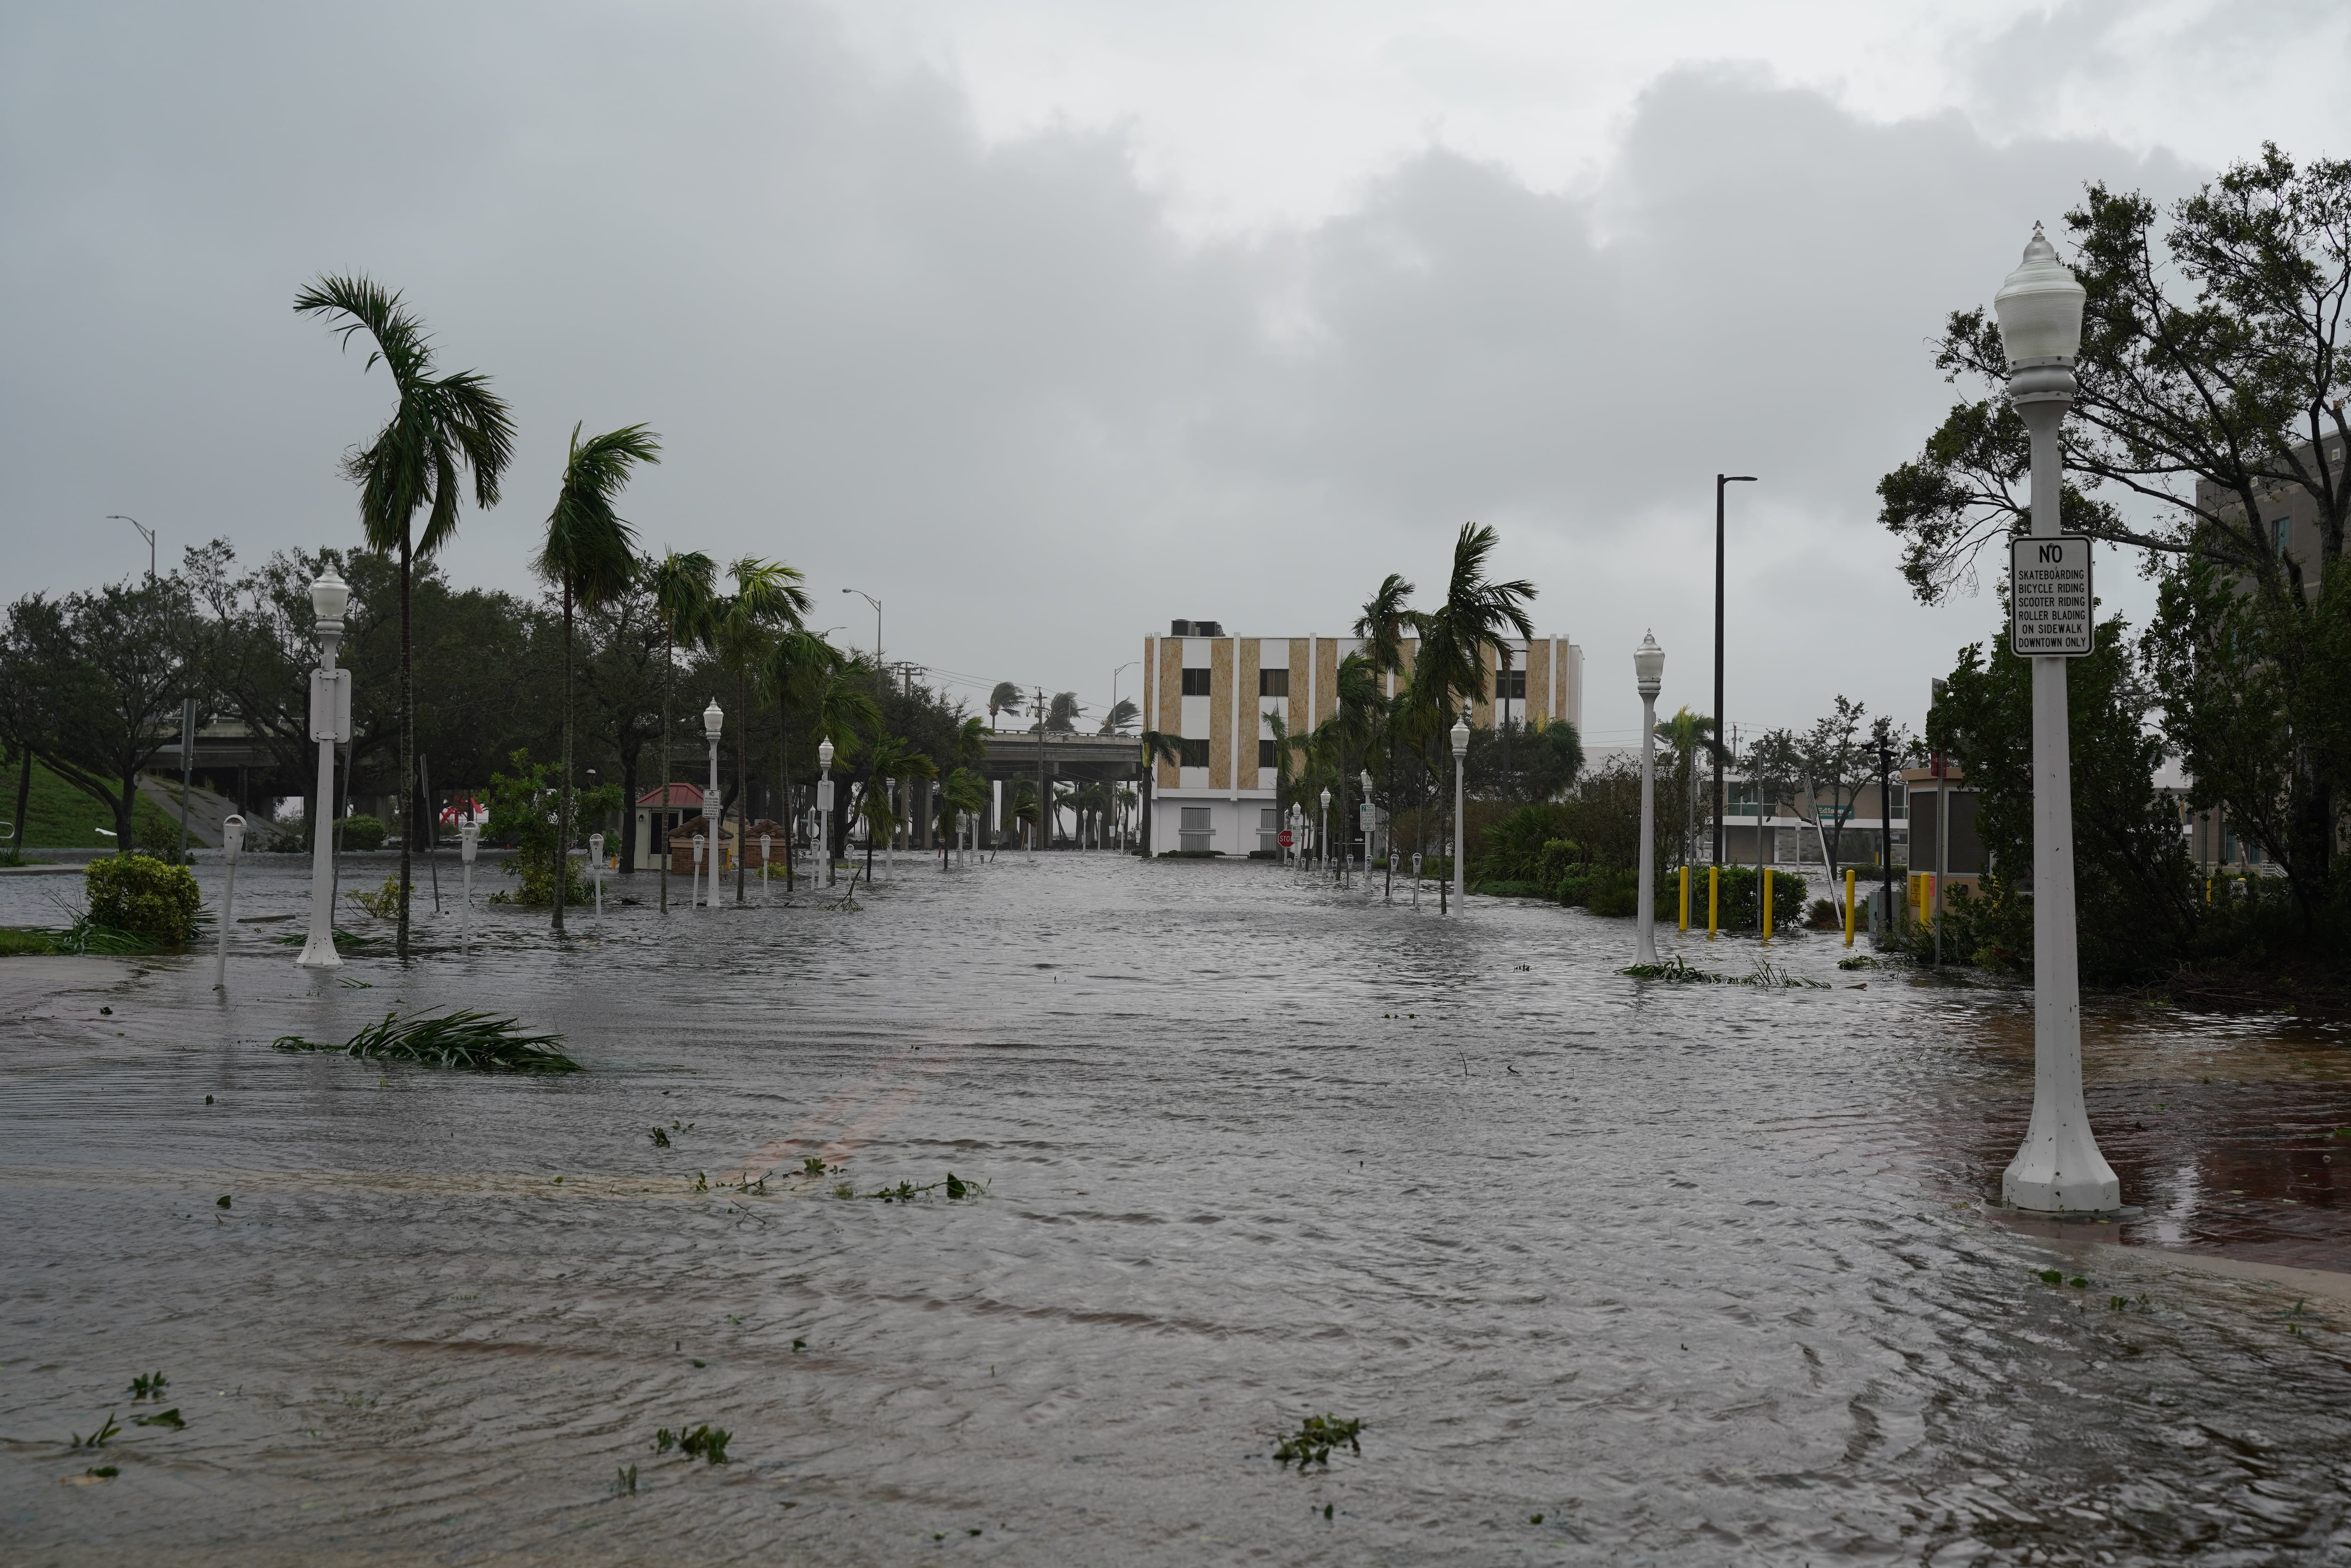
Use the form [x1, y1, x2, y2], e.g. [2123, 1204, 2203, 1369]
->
[2, 854, 2348, 1564]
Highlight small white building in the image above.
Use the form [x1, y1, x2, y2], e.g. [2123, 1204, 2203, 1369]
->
[1141, 620, 1584, 855]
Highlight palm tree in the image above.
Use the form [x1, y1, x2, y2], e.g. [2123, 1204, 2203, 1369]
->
[936, 766, 989, 865]
[1355, 572, 1416, 898]
[294, 275, 516, 958]
[761, 628, 840, 889]
[709, 559, 812, 902]
[1046, 691, 1084, 733]
[533, 423, 660, 937]
[1654, 707, 1724, 867]
[810, 660, 884, 874]
[852, 735, 936, 883]
[1408, 523, 1535, 877]
[1135, 729, 1183, 855]
[1098, 698, 1139, 734]
[647, 550, 717, 913]
[988, 681, 1022, 731]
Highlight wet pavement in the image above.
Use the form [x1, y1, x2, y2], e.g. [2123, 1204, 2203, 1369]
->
[3, 853, 2349, 1565]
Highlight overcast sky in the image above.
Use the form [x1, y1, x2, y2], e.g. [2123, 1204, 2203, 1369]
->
[6, 1, 2348, 747]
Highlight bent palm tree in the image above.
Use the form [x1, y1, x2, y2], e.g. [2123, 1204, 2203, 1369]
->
[988, 681, 1021, 731]
[647, 550, 717, 913]
[1136, 729, 1183, 855]
[534, 423, 660, 936]
[295, 275, 516, 958]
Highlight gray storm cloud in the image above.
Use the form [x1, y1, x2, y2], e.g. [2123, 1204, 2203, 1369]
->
[1, 0, 2202, 737]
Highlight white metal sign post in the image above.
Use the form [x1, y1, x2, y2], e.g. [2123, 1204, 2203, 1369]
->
[2009, 534, 2094, 657]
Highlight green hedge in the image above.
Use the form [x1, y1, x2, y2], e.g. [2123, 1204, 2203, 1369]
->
[86, 854, 203, 946]
[339, 813, 387, 851]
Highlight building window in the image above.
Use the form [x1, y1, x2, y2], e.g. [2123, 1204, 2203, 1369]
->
[1258, 668, 1289, 696]
[1180, 805, 1213, 852]
[1258, 807, 1280, 852]
[2276, 517, 2292, 557]
[1258, 739, 1277, 768]
[1494, 668, 1526, 701]
[1727, 782, 1761, 817]
[1182, 668, 1212, 696]
[1178, 738, 1210, 768]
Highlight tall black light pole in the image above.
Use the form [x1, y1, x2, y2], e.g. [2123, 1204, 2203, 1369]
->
[1712, 474, 1756, 866]
[1876, 734, 1896, 943]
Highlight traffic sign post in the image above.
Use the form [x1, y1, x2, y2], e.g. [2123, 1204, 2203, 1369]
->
[2010, 534, 2093, 657]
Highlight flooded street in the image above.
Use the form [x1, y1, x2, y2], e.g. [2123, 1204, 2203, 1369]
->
[4, 853, 2350, 1565]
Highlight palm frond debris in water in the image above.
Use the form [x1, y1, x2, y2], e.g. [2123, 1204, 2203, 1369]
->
[274, 1009, 581, 1072]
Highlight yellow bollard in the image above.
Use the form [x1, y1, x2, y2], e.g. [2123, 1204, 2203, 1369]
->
[1679, 865, 1690, 931]
[1762, 867, 1774, 939]
[1707, 865, 1718, 938]
[1844, 867, 1856, 947]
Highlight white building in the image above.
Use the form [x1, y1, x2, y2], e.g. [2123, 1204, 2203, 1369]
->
[1141, 620, 1585, 855]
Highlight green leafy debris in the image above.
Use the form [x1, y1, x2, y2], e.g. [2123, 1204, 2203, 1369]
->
[1273, 1413, 1363, 1470]
[71, 1413, 120, 1450]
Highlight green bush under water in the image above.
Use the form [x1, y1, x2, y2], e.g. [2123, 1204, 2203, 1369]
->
[85, 854, 203, 946]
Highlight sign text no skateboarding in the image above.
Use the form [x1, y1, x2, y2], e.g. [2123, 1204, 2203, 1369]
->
[2010, 534, 2093, 657]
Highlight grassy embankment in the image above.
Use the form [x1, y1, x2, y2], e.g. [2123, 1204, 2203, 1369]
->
[2, 758, 183, 859]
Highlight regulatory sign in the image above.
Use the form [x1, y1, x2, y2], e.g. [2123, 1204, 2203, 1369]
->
[1277, 829, 1294, 847]
[2009, 534, 2094, 657]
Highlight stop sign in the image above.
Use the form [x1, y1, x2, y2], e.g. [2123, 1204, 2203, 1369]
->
[1278, 829, 1294, 847]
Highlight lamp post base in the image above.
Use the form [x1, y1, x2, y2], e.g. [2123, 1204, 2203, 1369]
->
[2000, 1143, 2122, 1215]
[294, 932, 342, 970]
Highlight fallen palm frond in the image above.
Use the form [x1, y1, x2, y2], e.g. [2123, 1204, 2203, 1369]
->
[49, 916, 158, 955]
[1273, 1413, 1362, 1469]
[1622, 954, 1829, 989]
[274, 1009, 581, 1073]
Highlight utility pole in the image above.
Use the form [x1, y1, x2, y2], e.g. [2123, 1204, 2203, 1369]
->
[1033, 687, 1049, 853]
[1713, 475, 1756, 866]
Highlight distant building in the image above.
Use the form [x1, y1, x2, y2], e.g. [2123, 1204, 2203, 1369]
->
[1141, 620, 1584, 855]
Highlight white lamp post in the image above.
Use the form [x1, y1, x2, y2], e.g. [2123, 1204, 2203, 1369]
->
[296, 568, 351, 970]
[213, 813, 245, 992]
[702, 698, 723, 910]
[588, 831, 605, 918]
[1634, 631, 1665, 966]
[1449, 709, 1470, 912]
[817, 736, 836, 888]
[1993, 224, 2121, 1215]
[1359, 769, 1377, 897]
[761, 832, 773, 903]
[1318, 787, 1331, 881]
[459, 819, 479, 950]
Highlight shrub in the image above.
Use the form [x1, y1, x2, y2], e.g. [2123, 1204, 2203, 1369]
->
[85, 854, 202, 946]
[1586, 868, 1642, 917]
[339, 814, 387, 851]
[1472, 878, 1547, 898]
[1665, 866, 1807, 932]
[1478, 803, 1577, 882]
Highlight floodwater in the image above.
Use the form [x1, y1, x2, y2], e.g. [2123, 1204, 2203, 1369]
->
[3, 852, 2350, 1566]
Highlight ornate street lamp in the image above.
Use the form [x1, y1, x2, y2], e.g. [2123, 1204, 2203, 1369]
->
[459, 819, 479, 951]
[702, 699, 723, 910]
[1992, 223, 2121, 1215]
[213, 813, 246, 992]
[1450, 709, 1471, 912]
[1635, 631, 1665, 966]
[296, 568, 351, 970]
[817, 736, 836, 888]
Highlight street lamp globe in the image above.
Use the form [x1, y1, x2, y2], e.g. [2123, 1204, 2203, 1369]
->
[817, 737, 835, 770]
[1319, 787, 1331, 811]
[309, 568, 350, 623]
[702, 698, 725, 742]
[1635, 630, 1664, 693]
[1450, 712, 1470, 759]
[1993, 224, 2086, 364]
